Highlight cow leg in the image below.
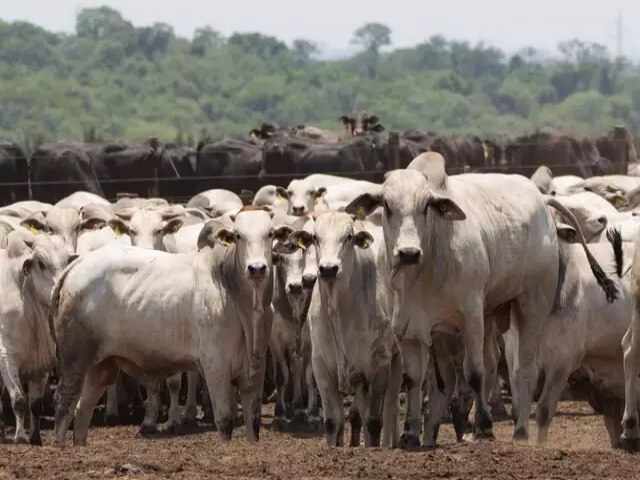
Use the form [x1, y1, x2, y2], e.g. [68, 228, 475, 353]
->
[604, 413, 623, 449]
[349, 390, 364, 447]
[313, 356, 344, 447]
[184, 371, 199, 425]
[105, 384, 120, 425]
[273, 353, 290, 429]
[73, 366, 107, 446]
[535, 366, 571, 446]
[398, 339, 424, 449]
[0, 358, 28, 444]
[364, 366, 387, 448]
[382, 351, 402, 448]
[0, 376, 5, 440]
[28, 376, 47, 446]
[240, 387, 261, 442]
[166, 373, 182, 433]
[503, 327, 519, 424]
[305, 359, 320, 427]
[202, 366, 235, 441]
[291, 354, 306, 422]
[423, 353, 455, 449]
[140, 382, 160, 435]
[622, 322, 640, 450]
[459, 300, 493, 439]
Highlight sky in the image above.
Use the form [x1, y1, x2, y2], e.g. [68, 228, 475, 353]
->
[3, 0, 640, 60]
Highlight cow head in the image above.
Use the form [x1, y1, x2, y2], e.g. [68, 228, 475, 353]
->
[44, 207, 80, 254]
[545, 192, 611, 243]
[285, 212, 373, 283]
[205, 210, 292, 282]
[10, 231, 76, 305]
[110, 207, 184, 251]
[346, 152, 465, 271]
[285, 179, 327, 216]
[272, 216, 318, 298]
[339, 112, 384, 136]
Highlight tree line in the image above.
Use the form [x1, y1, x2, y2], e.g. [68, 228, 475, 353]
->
[1, 6, 639, 153]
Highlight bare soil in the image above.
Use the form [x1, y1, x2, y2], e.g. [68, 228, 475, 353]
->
[1, 401, 639, 479]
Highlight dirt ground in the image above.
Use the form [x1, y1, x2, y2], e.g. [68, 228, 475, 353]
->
[1, 401, 639, 479]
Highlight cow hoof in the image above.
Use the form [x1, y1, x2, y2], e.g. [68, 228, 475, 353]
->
[29, 434, 43, 446]
[166, 422, 181, 434]
[14, 435, 28, 445]
[474, 429, 495, 441]
[512, 428, 528, 442]
[138, 424, 158, 436]
[620, 436, 640, 452]
[398, 433, 421, 450]
[202, 410, 214, 424]
[104, 415, 120, 427]
[272, 417, 288, 432]
[291, 410, 307, 426]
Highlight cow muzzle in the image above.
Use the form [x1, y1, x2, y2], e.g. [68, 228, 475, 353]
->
[318, 263, 339, 279]
[247, 262, 268, 279]
[397, 247, 422, 265]
[302, 273, 317, 289]
[286, 281, 303, 295]
[291, 206, 306, 216]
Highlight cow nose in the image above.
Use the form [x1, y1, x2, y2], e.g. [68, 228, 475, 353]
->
[247, 263, 267, 278]
[597, 216, 607, 226]
[398, 248, 422, 265]
[287, 282, 303, 295]
[292, 206, 305, 216]
[318, 264, 339, 278]
[302, 273, 317, 289]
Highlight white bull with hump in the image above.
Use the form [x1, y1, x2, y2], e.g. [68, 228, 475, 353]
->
[51, 209, 293, 446]
[346, 152, 617, 447]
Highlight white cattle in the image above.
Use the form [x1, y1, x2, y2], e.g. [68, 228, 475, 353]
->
[186, 189, 243, 217]
[55, 192, 110, 210]
[346, 152, 617, 447]
[0, 231, 74, 444]
[51, 210, 292, 446]
[252, 185, 289, 214]
[509, 223, 632, 447]
[284, 178, 328, 216]
[75, 204, 131, 254]
[286, 212, 393, 447]
[550, 175, 584, 195]
[545, 191, 619, 242]
[269, 214, 318, 430]
[0, 201, 52, 219]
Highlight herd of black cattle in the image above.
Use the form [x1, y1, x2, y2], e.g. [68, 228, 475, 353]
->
[0, 112, 637, 205]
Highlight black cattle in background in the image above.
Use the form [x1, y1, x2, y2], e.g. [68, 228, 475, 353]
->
[0, 139, 29, 204]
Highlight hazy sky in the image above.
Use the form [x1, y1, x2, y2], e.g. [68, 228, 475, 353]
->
[4, 0, 640, 59]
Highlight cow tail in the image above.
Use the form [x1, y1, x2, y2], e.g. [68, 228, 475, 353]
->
[606, 228, 624, 278]
[48, 259, 79, 349]
[428, 344, 445, 394]
[546, 197, 618, 302]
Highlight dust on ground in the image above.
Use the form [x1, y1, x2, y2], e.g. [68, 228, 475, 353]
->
[1, 401, 639, 479]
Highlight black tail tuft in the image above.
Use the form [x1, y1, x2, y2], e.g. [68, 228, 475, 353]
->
[588, 256, 619, 303]
[606, 228, 623, 278]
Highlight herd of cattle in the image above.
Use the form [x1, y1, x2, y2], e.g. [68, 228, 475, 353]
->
[5, 149, 640, 452]
[0, 113, 638, 206]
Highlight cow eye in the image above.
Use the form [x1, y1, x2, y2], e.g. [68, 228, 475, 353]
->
[236, 233, 242, 241]
[38, 260, 46, 270]
[267, 231, 273, 238]
[346, 233, 353, 242]
[130, 230, 138, 236]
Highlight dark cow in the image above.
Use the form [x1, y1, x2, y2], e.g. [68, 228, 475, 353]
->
[505, 131, 606, 177]
[339, 111, 385, 137]
[593, 126, 637, 175]
[0, 139, 29, 204]
[396, 132, 485, 171]
[30, 141, 103, 203]
[196, 138, 262, 177]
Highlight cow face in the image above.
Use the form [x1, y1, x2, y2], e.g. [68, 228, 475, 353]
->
[20, 234, 76, 304]
[287, 212, 372, 282]
[346, 169, 465, 270]
[214, 210, 293, 281]
[273, 217, 318, 295]
[42, 207, 80, 254]
[286, 179, 326, 217]
[547, 193, 613, 243]
[339, 112, 384, 136]
[109, 209, 183, 251]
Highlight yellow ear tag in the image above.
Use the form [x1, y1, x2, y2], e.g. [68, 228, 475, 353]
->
[221, 239, 231, 247]
[357, 206, 366, 221]
[297, 239, 307, 250]
[314, 197, 319, 204]
[362, 237, 371, 248]
[114, 226, 121, 237]
[29, 225, 38, 234]
[444, 210, 453, 219]
[276, 193, 285, 200]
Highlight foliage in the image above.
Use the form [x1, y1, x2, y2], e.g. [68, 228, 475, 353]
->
[0, 11, 639, 146]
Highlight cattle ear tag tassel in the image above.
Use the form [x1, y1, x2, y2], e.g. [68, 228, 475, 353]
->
[29, 225, 38, 234]
[114, 226, 121, 237]
[297, 239, 307, 250]
[357, 206, 366, 221]
[221, 239, 231, 247]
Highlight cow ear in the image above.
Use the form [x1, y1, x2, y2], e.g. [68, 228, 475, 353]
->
[276, 186, 289, 200]
[367, 115, 380, 125]
[273, 225, 294, 242]
[273, 242, 297, 255]
[114, 209, 134, 221]
[214, 228, 236, 247]
[370, 123, 385, 132]
[78, 217, 107, 231]
[68, 254, 80, 265]
[339, 115, 350, 125]
[345, 192, 382, 218]
[428, 195, 466, 221]
[20, 217, 48, 234]
[556, 223, 578, 243]
[313, 187, 327, 199]
[354, 231, 374, 249]
[108, 219, 130, 237]
[287, 230, 314, 251]
[21, 256, 34, 277]
[163, 218, 184, 235]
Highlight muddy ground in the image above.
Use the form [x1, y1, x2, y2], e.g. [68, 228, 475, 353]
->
[0, 401, 639, 479]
